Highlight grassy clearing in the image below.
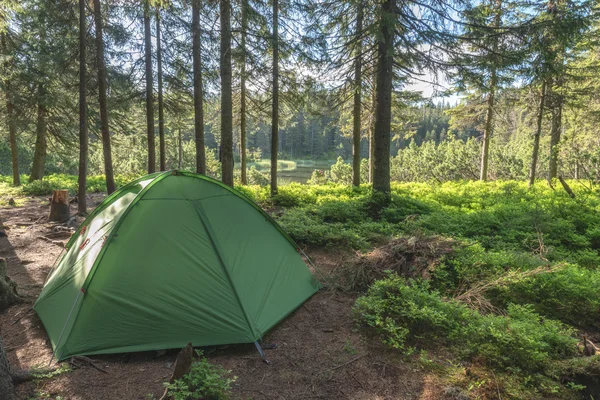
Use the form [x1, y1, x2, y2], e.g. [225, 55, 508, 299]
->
[4, 175, 600, 398]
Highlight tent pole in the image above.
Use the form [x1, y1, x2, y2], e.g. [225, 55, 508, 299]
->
[254, 341, 270, 364]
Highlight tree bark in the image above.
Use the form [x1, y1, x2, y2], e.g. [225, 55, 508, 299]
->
[239, 0, 248, 185]
[0, 259, 20, 312]
[220, 0, 234, 186]
[78, 0, 88, 213]
[177, 116, 183, 169]
[30, 85, 47, 182]
[372, 0, 395, 198]
[529, 80, 546, 188]
[270, 0, 279, 196]
[1, 34, 19, 186]
[144, 0, 155, 174]
[480, 70, 496, 182]
[352, 2, 363, 187]
[0, 333, 16, 400]
[369, 51, 377, 184]
[479, 0, 501, 182]
[93, 0, 116, 194]
[548, 97, 562, 181]
[192, 0, 205, 174]
[156, 6, 165, 171]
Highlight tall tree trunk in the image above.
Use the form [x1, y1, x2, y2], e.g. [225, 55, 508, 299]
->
[270, 0, 279, 196]
[30, 84, 47, 182]
[239, 0, 248, 185]
[192, 0, 205, 174]
[480, 69, 496, 181]
[548, 97, 562, 181]
[2, 55, 18, 186]
[144, 1, 155, 174]
[78, 0, 88, 213]
[352, 2, 363, 187]
[372, 0, 395, 197]
[369, 62, 376, 183]
[178, 123, 183, 169]
[528, 80, 546, 188]
[1, 34, 19, 186]
[156, 6, 165, 171]
[479, 0, 501, 182]
[93, 0, 116, 194]
[220, 0, 234, 186]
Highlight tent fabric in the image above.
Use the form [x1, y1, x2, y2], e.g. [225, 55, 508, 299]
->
[34, 171, 319, 360]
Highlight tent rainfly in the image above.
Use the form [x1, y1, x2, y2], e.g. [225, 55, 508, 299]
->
[34, 171, 319, 361]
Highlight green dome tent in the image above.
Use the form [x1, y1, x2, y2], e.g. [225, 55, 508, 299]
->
[34, 171, 319, 361]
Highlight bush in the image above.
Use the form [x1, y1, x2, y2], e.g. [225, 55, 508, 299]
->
[490, 264, 600, 329]
[247, 166, 269, 186]
[165, 351, 236, 400]
[354, 274, 578, 372]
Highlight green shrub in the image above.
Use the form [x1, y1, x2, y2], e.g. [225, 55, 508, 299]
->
[329, 157, 352, 185]
[247, 166, 270, 186]
[165, 351, 236, 400]
[490, 264, 600, 329]
[354, 274, 578, 372]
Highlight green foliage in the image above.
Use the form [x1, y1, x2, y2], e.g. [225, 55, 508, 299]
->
[247, 166, 270, 186]
[354, 275, 578, 372]
[165, 351, 236, 400]
[0, 174, 133, 196]
[490, 264, 600, 329]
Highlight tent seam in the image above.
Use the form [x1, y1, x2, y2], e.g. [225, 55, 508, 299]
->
[51, 171, 172, 360]
[178, 171, 302, 251]
[191, 199, 260, 342]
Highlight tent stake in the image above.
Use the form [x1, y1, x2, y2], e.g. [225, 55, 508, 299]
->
[254, 341, 270, 364]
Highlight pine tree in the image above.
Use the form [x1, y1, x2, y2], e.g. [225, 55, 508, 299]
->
[93, 0, 116, 194]
[156, 5, 165, 171]
[270, 0, 279, 195]
[144, 0, 155, 174]
[192, 0, 205, 174]
[78, 0, 88, 213]
[221, 0, 234, 186]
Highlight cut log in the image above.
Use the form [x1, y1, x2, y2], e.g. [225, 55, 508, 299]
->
[49, 190, 70, 222]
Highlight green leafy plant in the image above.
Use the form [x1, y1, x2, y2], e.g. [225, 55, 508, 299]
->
[165, 351, 236, 400]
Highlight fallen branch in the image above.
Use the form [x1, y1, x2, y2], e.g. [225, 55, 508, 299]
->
[37, 236, 65, 248]
[69, 356, 108, 373]
[12, 308, 33, 325]
[316, 355, 363, 375]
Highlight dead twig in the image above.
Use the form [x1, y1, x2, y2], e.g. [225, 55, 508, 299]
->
[70, 356, 108, 373]
[316, 355, 363, 376]
[37, 236, 65, 248]
[12, 307, 33, 324]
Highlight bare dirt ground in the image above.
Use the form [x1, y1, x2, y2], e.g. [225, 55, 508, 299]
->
[0, 195, 446, 400]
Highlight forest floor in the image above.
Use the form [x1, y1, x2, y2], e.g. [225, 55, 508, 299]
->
[0, 195, 446, 400]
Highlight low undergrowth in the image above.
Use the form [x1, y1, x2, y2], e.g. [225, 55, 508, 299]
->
[163, 351, 236, 400]
[4, 175, 600, 398]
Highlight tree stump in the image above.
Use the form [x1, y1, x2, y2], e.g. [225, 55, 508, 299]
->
[49, 190, 70, 222]
[0, 259, 20, 311]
